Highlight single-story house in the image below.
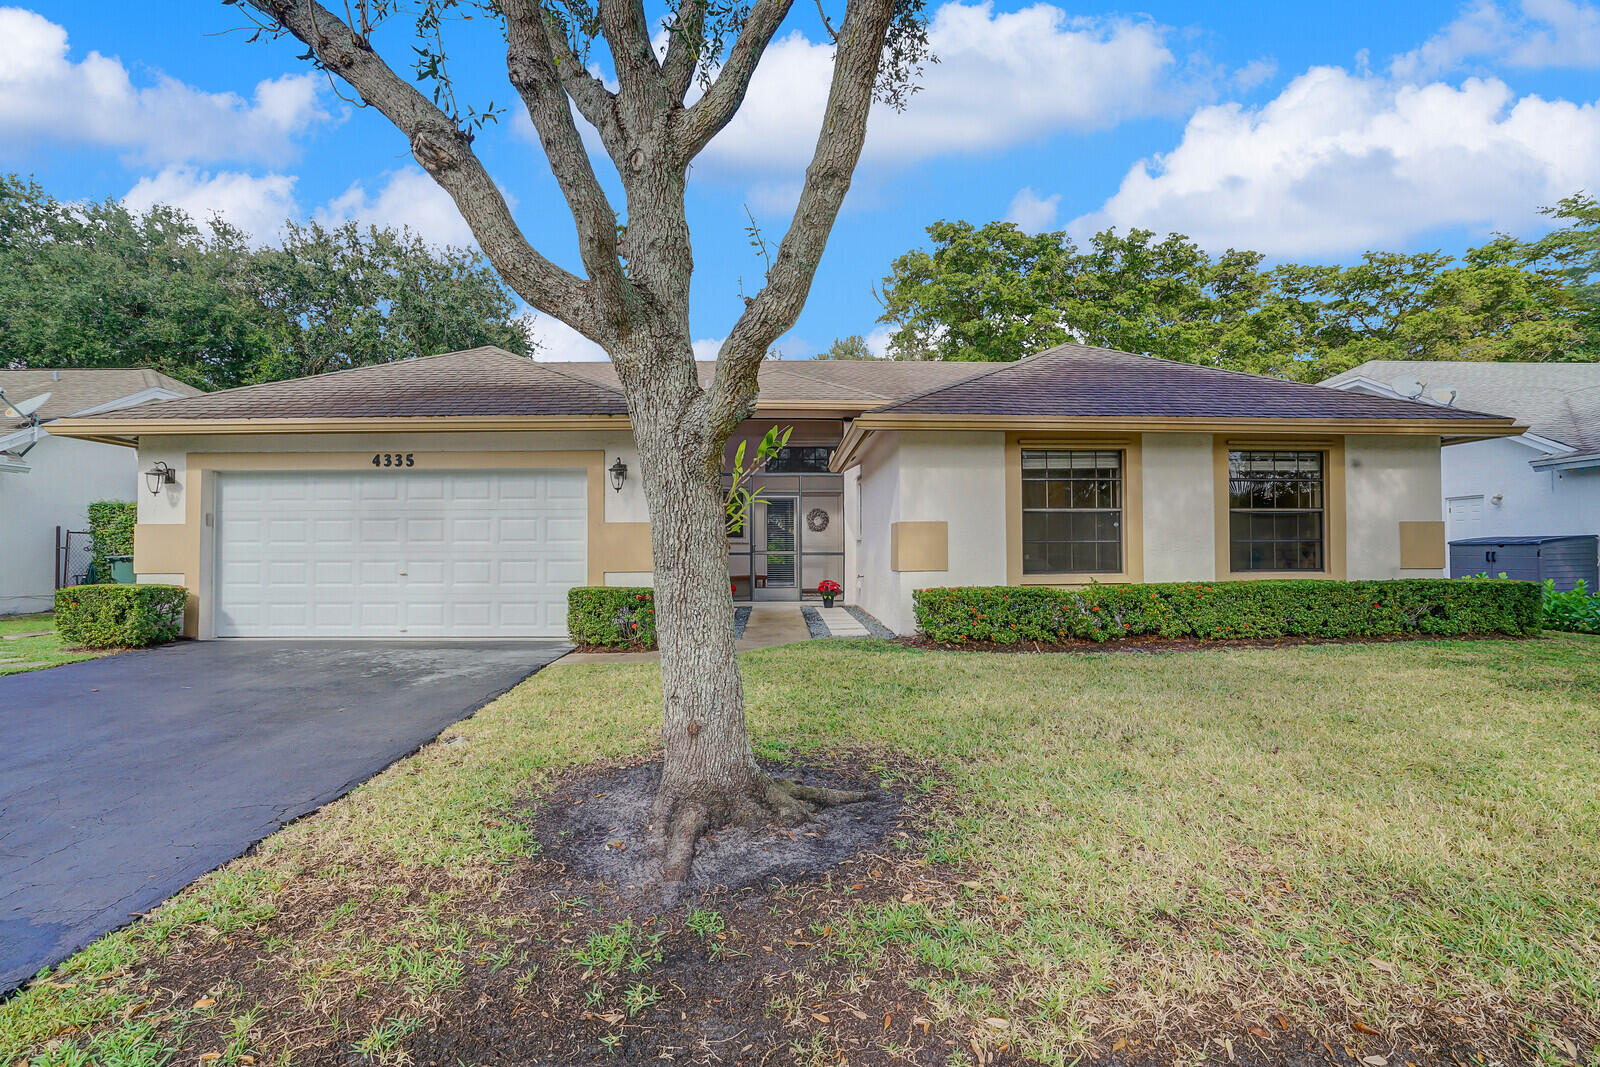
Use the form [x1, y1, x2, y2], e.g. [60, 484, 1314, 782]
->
[46, 344, 1522, 637]
[1322, 360, 1600, 581]
[1, 368, 200, 615]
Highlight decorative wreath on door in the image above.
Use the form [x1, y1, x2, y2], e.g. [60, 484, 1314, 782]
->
[806, 507, 830, 533]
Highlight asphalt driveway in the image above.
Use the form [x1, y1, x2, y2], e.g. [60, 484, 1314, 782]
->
[0, 640, 567, 994]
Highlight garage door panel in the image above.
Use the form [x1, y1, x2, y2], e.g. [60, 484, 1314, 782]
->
[215, 469, 587, 638]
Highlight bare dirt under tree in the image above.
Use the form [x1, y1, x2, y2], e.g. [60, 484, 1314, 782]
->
[535, 759, 902, 897]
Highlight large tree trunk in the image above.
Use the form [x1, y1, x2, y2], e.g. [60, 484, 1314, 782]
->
[619, 336, 867, 883]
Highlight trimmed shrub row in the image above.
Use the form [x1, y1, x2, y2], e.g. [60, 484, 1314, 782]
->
[568, 586, 658, 648]
[87, 499, 137, 582]
[914, 578, 1544, 645]
[55, 584, 186, 649]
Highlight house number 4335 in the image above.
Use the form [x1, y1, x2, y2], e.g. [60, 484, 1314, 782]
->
[372, 452, 415, 468]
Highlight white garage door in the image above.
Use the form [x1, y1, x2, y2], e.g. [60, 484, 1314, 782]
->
[214, 469, 587, 638]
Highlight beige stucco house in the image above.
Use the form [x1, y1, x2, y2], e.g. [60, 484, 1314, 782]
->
[47, 345, 1521, 638]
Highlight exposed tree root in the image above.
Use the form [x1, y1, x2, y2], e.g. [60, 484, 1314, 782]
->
[654, 772, 876, 890]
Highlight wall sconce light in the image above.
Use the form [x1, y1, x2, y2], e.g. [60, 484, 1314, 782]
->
[1490, 493, 1504, 506]
[144, 461, 176, 496]
[608, 457, 628, 493]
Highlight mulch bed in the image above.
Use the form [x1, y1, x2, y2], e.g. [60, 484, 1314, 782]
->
[900, 632, 1538, 655]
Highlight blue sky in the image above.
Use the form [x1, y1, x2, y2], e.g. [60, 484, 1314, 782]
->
[8, 0, 1600, 359]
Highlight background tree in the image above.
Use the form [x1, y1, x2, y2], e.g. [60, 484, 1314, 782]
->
[816, 334, 876, 359]
[0, 176, 265, 388]
[225, 0, 930, 883]
[877, 214, 1593, 378]
[0, 175, 528, 389]
[250, 221, 528, 380]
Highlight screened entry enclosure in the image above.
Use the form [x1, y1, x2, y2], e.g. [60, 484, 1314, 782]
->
[725, 437, 846, 601]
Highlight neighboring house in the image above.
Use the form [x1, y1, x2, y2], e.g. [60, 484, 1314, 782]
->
[1322, 361, 1600, 578]
[1, 369, 201, 614]
[46, 344, 1520, 638]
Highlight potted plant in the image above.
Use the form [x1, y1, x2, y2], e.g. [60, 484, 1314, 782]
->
[817, 579, 842, 608]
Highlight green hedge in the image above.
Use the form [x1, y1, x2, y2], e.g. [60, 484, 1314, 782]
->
[568, 587, 658, 648]
[1541, 578, 1600, 633]
[913, 579, 1544, 645]
[87, 499, 137, 582]
[55, 584, 186, 649]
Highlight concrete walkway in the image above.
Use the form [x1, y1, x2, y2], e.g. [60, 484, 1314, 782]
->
[815, 606, 870, 637]
[555, 603, 817, 666]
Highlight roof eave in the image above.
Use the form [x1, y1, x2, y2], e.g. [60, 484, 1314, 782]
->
[44, 413, 634, 442]
[1530, 449, 1600, 471]
[832, 413, 1525, 471]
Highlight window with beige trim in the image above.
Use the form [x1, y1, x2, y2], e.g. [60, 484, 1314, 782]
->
[1228, 450, 1325, 571]
[1021, 449, 1123, 574]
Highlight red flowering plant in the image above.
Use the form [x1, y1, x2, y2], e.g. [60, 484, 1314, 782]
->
[817, 579, 842, 605]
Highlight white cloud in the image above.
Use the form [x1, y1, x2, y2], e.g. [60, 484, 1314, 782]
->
[527, 316, 610, 361]
[314, 168, 478, 248]
[0, 7, 328, 165]
[123, 168, 299, 242]
[1005, 186, 1061, 231]
[1231, 57, 1278, 92]
[1070, 67, 1600, 257]
[699, 3, 1186, 175]
[1392, 0, 1600, 78]
[692, 338, 725, 360]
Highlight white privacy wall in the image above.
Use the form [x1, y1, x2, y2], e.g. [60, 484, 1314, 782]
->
[1, 436, 140, 613]
[1345, 434, 1445, 578]
[852, 430, 1007, 634]
[1441, 436, 1600, 542]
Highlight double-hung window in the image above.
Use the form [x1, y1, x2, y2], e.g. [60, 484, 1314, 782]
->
[1228, 450, 1325, 571]
[1021, 449, 1123, 574]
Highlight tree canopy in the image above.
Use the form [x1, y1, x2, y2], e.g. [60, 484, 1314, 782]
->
[0, 175, 529, 390]
[876, 204, 1599, 378]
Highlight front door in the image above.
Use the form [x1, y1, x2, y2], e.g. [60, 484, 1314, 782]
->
[755, 495, 798, 600]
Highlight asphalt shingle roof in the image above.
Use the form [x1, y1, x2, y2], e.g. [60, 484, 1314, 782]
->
[1322, 360, 1600, 451]
[871, 344, 1516, 422]
[95, 348, 631, 420]
[1, 368, 200, 430]
[76, 348, 994, 421]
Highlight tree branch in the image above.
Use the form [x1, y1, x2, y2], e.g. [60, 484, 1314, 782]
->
[674, 0, 795, 161]
[704, 0, 895, 431]
[542, 5, 631, 160]
[239, 0, 615, 342]
[598, 0, 670, 120]
[504, 0, 629, 318]
[659, 0, 709, 103]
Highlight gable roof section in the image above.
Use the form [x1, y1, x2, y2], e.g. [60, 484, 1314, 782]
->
[1321, 359, 1600, 453]
[872, 344, 1517, 422]
[49, 350, 993, 438]
[75, 347, 631, 421]
[550, 358, 988, 408]
[1, 368, 200, 430]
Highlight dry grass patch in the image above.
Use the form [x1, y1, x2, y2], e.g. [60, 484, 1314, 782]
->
[3, 636, 1599, 1066]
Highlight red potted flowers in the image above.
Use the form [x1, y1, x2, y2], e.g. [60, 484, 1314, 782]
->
[817, 579, 842, 607]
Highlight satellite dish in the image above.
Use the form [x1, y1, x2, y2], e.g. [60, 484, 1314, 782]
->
[1389, 376, 1425, 400]
[1, 391, 50, 419]
[1430, 385, 1458, 407]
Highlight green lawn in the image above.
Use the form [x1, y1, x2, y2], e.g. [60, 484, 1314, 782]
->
[0, 612, 102, 676]
[4, 636, 1598, 1066]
